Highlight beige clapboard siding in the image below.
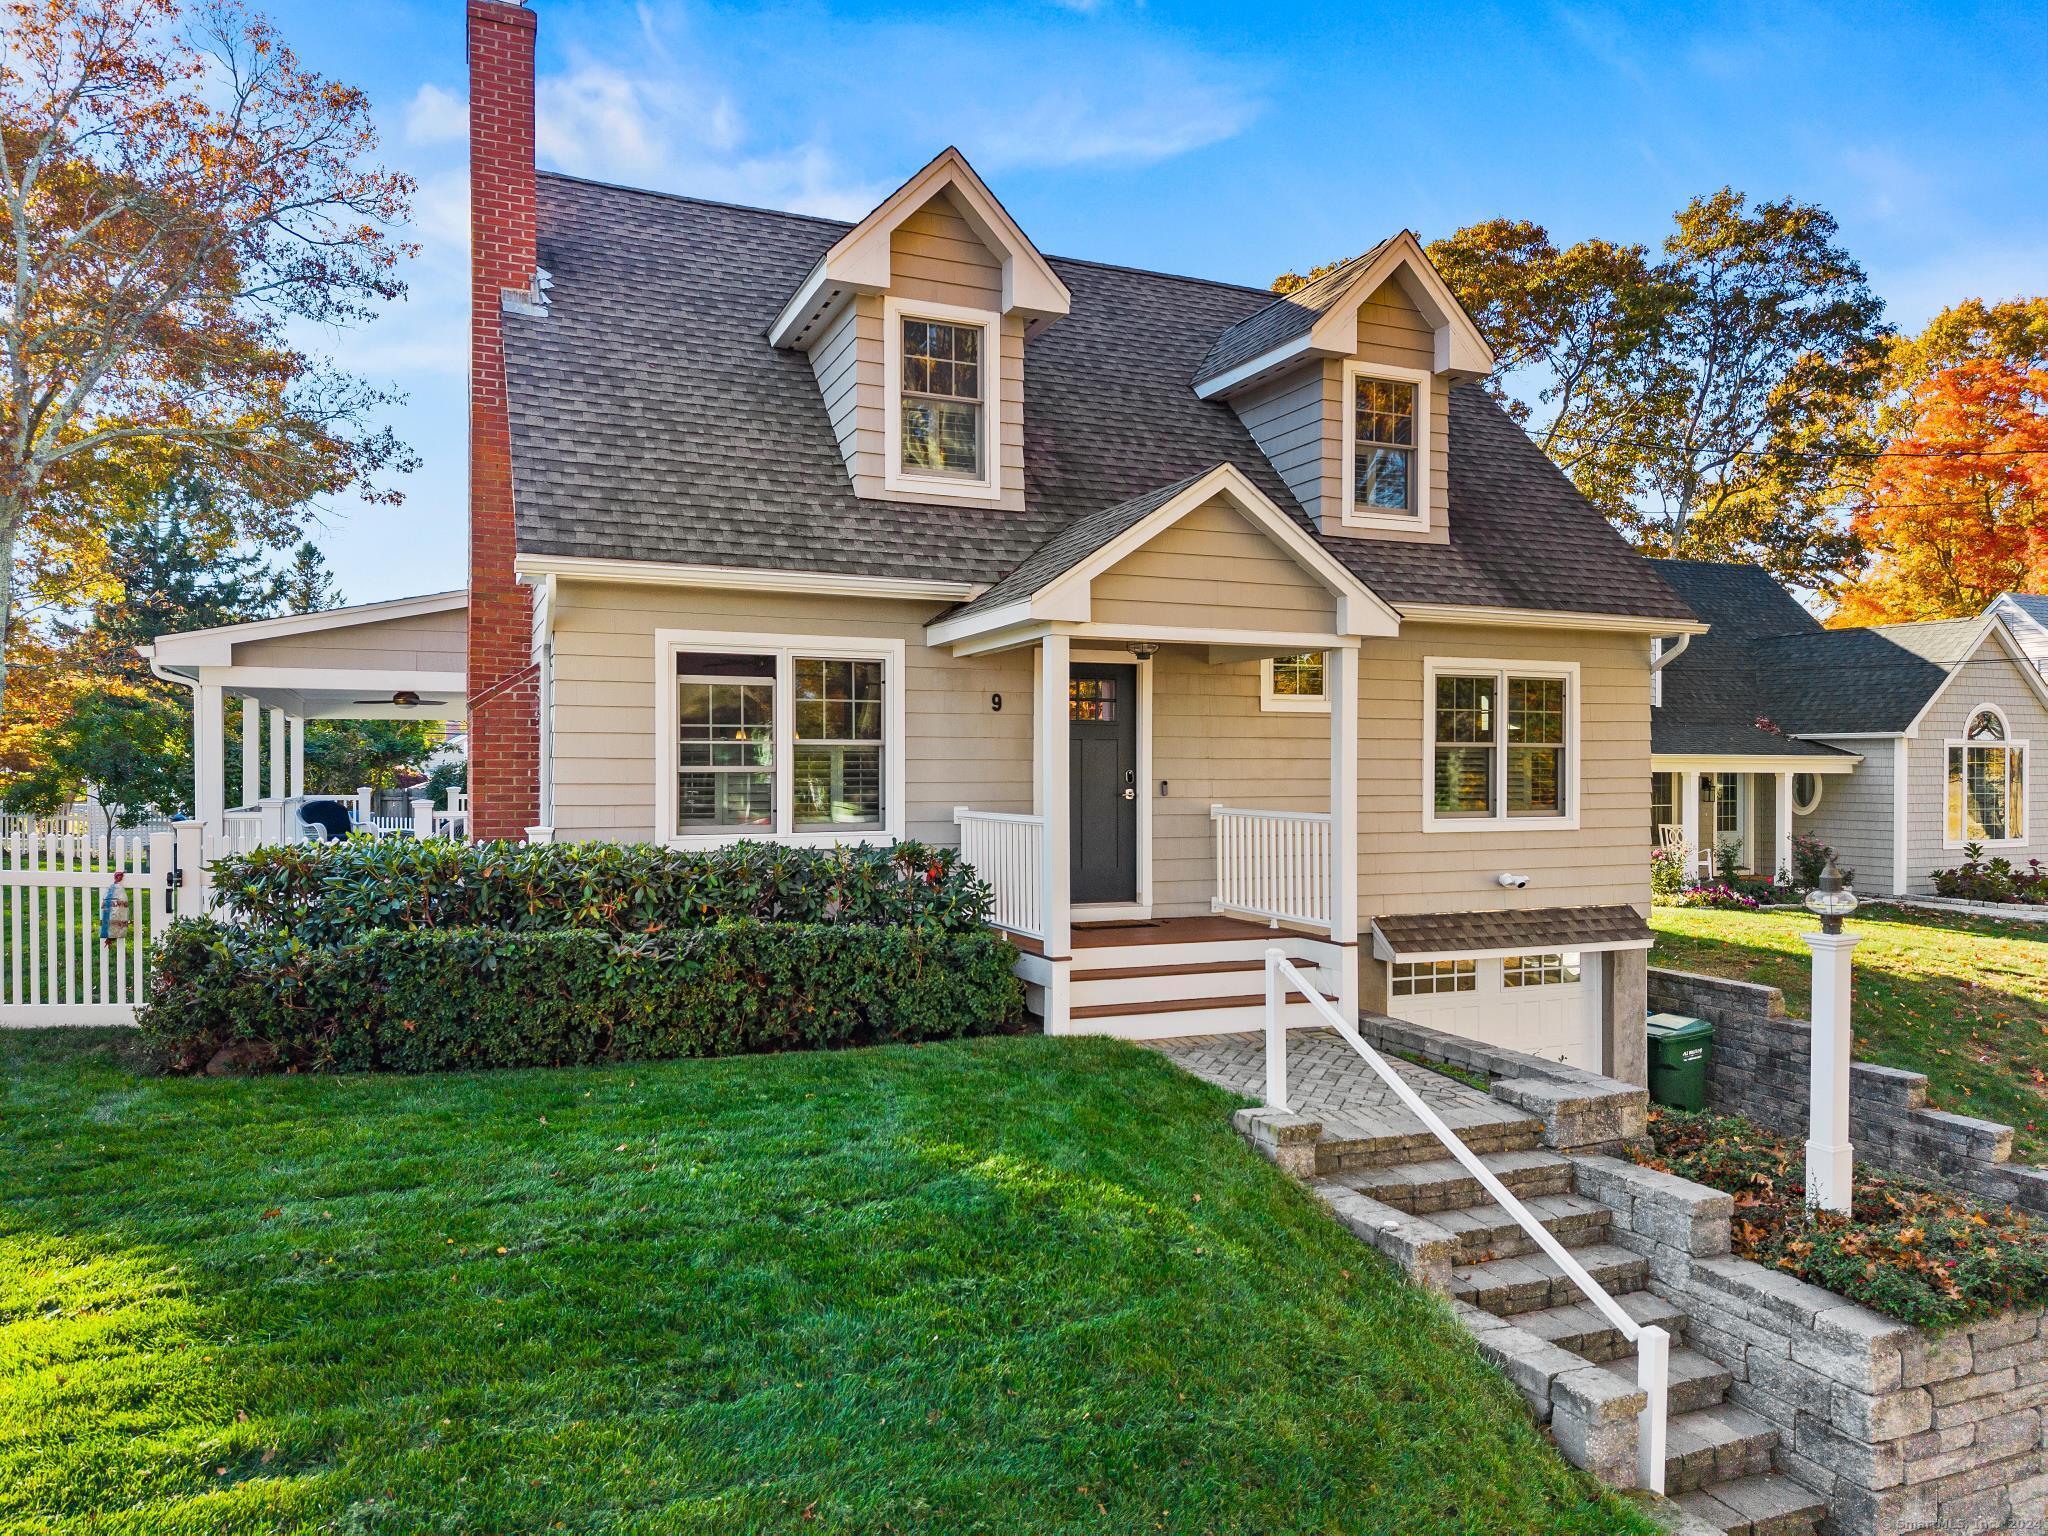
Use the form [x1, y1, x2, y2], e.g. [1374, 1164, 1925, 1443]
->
[1903, 644, 2048, 889]
[233, 610, 465, 672]
[549, 582, 1033, 844]
[811, 190, 1027, 511]
[1237, 368, 1327, 520]
[1089, 499, 1335, 632]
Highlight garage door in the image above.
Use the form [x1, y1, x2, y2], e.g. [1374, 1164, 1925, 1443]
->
[1388, 952, 1603, 1070]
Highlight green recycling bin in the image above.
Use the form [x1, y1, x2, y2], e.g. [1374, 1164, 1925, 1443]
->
[1645, 1013, 1713, 1112]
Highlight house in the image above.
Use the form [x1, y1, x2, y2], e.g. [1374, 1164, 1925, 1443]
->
[446, 0, 1707, 1068]
[1990, 594, 2048, 680]
[1652, 560, 2048, 895]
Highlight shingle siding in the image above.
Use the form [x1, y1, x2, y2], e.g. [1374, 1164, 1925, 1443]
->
[1902, 645, 2048, 891]
[1796, 738, 1896, 893]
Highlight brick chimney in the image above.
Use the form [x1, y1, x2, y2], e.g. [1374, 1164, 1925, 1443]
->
[467, 0, 541, 839]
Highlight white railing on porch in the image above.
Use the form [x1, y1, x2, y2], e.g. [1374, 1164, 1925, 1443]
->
[1260, 948, 1670, 1493]
[954, 808, 1045, 937]
[1211, 806, 1333, 929]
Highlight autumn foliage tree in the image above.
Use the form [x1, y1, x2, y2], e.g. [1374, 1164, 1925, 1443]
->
[1832, 299, 2048, 624]
[0, 0, 416, 722]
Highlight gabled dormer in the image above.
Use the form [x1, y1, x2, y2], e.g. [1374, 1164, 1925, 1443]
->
[1195, 233, 1493, 545]
[769, 148, 1069, 511]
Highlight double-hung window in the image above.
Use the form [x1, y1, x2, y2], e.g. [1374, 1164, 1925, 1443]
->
[1426, 660, 1577, 829]
[1947, 707, 2027, 846]
[885, 297, 999, 499]
[659, 632, 905, 846]
[1343, 361, 1432, 530]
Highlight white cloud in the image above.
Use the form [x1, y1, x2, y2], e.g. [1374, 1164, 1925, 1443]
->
[404, 82, 468, 146]
[407, 168, 471, 260]
[956, 60, 1260, 170]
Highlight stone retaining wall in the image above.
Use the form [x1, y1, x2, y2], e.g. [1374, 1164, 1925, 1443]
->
[1648, 967, 2048, 1219]
[1580, 1155, 2048, 1535]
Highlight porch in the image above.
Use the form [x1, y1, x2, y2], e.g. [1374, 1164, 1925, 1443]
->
[1650, 755, 1859, 884]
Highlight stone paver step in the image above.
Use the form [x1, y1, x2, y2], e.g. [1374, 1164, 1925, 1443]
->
[1336, 1147, 1576, 1214]
[1672, 1473, 1826, 1536]
[1594, 1346, 1732, 1416]
[1514, 1291, 1688, 1362]
[1317, 1115, 1543, 1175]
[1428, 1192, 1612, 1265]
[1663, 1403, 1778, 1495]
[1450, 1242, 1647, 1318]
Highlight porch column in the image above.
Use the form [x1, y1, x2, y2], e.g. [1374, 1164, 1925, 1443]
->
[1775, 771, 1795, 885]
[1679, 768, 1702, 882]
[1327, 645, 1360, 1018]
[268, 707, 287, 799]
[289, 716, 306, 798]
[195, 683, 226, 829]
[1037, 633, 1072, 985]
[240, 697, 260, 807]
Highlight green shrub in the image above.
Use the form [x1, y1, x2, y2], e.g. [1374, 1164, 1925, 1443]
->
[209, 837, 992, 944]
[1637, 1108, 2048, 1329]
[1932, 844, 2048, 905]
[140, 917, 1026, 1073]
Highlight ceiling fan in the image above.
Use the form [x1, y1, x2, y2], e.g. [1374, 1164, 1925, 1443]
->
[349, 690, 447, 709]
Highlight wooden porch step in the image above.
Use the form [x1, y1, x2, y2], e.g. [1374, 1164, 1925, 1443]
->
[1077, 959, 1266, 982]
[1069, 986, 1330, 1020]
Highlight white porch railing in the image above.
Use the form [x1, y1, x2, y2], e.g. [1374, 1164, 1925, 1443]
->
[954, 808, 1046, 937]
[1212, 806, 1333, 929]
[1261, 948, 1670, 1494]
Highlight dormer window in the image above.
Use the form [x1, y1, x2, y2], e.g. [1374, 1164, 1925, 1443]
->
[900, 317, 982, 476]
[884, 296, 1001, 500]
[1341, 360, 1432, 531]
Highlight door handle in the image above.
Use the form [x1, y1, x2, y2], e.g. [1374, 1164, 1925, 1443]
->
[1122, 787, 1136, 800]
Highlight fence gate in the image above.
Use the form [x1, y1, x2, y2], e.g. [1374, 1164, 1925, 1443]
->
[0, 831, 174, 1026]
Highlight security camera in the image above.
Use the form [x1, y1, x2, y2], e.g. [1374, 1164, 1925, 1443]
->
[1496, 872, 1530, 890]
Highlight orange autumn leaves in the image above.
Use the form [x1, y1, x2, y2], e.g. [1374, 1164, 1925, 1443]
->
[1835, 300, 2048, 624]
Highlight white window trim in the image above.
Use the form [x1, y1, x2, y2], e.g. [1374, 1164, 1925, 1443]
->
[1791, 772, 1823, 817]
[1260, 651, 1331, 714]
[1340, 358, 1433, 532]
[1943, 705, 2030, 850]
[1421, 657, 1581, 833]
[652, 628, 908, 850]
[1705, 771, 1750, 871]
[882, 294, 1003, 503]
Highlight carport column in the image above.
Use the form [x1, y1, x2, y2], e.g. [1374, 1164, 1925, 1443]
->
[240, 697, 260, 807]
[1774, 771, 1795, 885]
[268, 707, 287, 799]
[195, 683, 226, 830]
[1679, 768, 1702, 882]
[289, 717, 305, 798]
[1038, 633, 1072, 1029]
[1327, 645, 1360, 1018]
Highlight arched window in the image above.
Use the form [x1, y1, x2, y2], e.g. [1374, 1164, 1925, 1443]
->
[1947, 706, 2027, 846]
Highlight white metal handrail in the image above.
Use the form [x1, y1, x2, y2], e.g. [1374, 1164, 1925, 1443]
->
[1212, 806, 1332, 929]
[1262, 948, 1668, 1494]
[954, 808, 1046, 938]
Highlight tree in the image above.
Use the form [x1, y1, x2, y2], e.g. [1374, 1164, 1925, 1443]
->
[1, 685, 186, 824]
[275, 539, 340, 615]
[303, 717, 436, 793]
[0, 0, 416, 722]
[1829, 302, 2048, 624]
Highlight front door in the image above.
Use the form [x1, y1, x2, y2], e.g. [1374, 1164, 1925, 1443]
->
[1069, 663, 1138, 905]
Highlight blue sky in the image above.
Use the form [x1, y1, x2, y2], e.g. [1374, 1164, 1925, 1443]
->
[269, 0, 2048, 604]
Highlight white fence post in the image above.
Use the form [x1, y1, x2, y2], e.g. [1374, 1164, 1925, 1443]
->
[1264, 948, 1291, 1111]
[171, 820, 209, 918]
[257, 797, 286, 845]
[411, 799, 434, 840]
[1636, 1324, 1670, 1493]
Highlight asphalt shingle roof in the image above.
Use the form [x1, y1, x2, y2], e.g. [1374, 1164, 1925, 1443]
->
[1371, 905, 1650, 956]
[1650, 560, 1996, 748]
[1191, 240, 1394, 385]
[506, 173, 1695, 625]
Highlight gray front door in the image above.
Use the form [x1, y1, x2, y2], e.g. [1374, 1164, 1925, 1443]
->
[1069, 663, 1138, 905]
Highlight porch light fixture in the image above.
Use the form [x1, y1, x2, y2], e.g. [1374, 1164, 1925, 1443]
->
[1126, 642, 1159, 660]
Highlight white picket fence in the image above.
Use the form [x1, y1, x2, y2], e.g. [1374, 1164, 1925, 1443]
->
[0, 831, 174, 1026]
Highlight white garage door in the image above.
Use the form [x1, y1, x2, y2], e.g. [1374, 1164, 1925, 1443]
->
[1388, 952, 1603, 1070]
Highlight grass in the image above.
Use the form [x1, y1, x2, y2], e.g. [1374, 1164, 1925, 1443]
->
[1648, 903, 2048, 1161]
[0, 1029, 1650, 1536]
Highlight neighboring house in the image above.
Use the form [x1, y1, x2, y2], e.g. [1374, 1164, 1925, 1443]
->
[1652, 561, 2048, 895]
[1990, 594, 2048, 680]
[185, 0, 1709, 1076]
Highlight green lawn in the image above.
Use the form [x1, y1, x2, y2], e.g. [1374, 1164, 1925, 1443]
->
[1649, 903, 2048, 1161]
[0, 1030, 1648, 1536]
